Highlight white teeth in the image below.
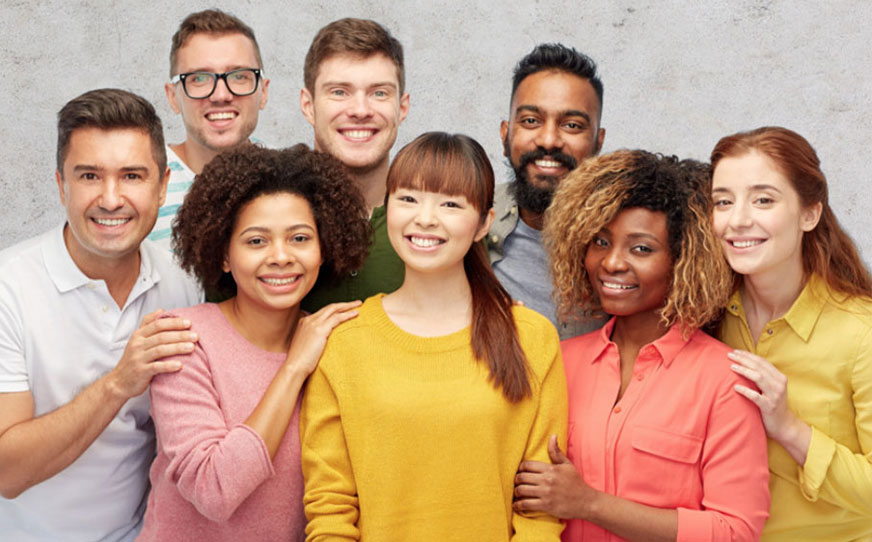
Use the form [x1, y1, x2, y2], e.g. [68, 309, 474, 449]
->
[603, 281, 634, 290]
[732, 240, 763, 248]
[207, 112, 235, 120]
[344, 130, 374, 139]
[94, 218, 129, 226]
[535, 159, 562, 168]
[410, 236, 442, 248]
[261, 276, 298, 286]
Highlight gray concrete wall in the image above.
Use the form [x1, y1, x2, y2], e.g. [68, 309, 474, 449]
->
[2, 0, 870, 263]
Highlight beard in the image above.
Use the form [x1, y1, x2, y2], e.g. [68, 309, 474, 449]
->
[505, 140, 578, 215]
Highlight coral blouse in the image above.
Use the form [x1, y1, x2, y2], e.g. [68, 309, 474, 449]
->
[561, 319, 769, 542]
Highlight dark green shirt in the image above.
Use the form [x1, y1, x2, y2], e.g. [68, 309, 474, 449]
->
[302, 205, 404, 313]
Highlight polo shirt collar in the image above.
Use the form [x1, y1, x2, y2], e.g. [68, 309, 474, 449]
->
[41, 222, 162, 297]
[590, 316, 689, 368]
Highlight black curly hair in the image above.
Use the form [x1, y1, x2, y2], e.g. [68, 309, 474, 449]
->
[172, 143, 371, 299]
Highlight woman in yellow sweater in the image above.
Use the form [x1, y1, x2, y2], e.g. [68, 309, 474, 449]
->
[710, 126, 872, 540]
[300, 132, 568, 541]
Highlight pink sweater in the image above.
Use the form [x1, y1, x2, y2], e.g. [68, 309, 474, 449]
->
[138, 303, 305, 542]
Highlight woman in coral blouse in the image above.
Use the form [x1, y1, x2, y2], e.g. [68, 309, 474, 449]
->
[710, 126, 872, 541]
[301, 132, 568, 541]
[514, 150, 770, 541]
[137, 144, 370, 541]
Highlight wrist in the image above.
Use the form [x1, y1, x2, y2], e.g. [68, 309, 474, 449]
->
[577, 483, 603, 521]
[97, 371, 129, 404]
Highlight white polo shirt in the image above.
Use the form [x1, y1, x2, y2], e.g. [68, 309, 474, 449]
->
[0, 224, 201, 541]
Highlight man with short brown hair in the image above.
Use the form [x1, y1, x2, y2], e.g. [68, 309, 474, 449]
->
[150, 9, 269, 252]
[300, 18, 409, 311]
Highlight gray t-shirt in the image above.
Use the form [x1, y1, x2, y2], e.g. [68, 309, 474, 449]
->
[492, 218, 602, 340]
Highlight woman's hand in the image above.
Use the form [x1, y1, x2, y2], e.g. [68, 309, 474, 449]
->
[286, 301, 362, 376]
[728, 349, 812, 463]
[513, 435, 595, 519]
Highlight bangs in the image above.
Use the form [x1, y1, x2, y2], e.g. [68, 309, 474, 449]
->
[386, 132, 493, 212]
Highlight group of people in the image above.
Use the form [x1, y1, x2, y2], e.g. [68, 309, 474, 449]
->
[0, 8, 869, 542]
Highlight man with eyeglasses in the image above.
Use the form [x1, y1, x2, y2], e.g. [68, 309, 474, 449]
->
[151, 9, 269, 252]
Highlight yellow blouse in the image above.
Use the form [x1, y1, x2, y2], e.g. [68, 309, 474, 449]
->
[720, 274, 872, 541]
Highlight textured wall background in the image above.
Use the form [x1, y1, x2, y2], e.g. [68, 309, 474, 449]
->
[1, 0, 870, 263]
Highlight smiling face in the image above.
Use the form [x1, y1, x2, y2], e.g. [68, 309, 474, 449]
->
[166, 32, 269, 158]
[711, 150, 821, 281]
[584, 207, 672, 321]
[300, 53, 409, 174]
[500, 69, 604, 213]
[57, 127, 168, 272]
[223, 192, 322, 314]
[386, 188, 493, 277]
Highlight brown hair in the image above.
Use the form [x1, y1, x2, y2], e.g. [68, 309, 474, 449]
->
[303, 18, 405, 94]
[711, 126, 872, 298]
[386, 132, 531, 402]
[57, 88, 166, 174]
[169, 9, 262, 76]
[544, 150, 732, 335]
[173, 143, 370, 300]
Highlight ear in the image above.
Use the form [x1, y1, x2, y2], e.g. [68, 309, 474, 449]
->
[258, 77, 270, 110]
[165, 82, 181, 115]
[475, 208, 496, 242]
[158, 166, 170, 207]
[499, 121, 510, 157]
[398, 92, 410, 124]
[300, 88, 315, 127]
[222, 253, 231, 273]
[55, 170, 66, 206]
[594, 126, 606, 155]
[801, 201, 823, 232]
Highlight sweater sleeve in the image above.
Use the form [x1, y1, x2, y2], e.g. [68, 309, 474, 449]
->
[149, 343, 274, 522]
[676, 374, 770, 542]
[300, 363, 359, 541]
[795, 326, 872, 515]
[511, 328, 568, 541]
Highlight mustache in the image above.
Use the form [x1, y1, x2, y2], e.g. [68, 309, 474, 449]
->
[517, 148, 578, 172]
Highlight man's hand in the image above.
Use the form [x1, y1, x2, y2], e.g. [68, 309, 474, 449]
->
[106, 310, 197, 399]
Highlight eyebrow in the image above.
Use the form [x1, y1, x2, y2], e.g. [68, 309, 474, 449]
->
[71, 165, 150, 174]
[599, 227, 664, 245]
[514, 104, 592, 123]
[319, 80, 397, 89]
[183, 65, 254, 73]
[712, 184, 783, 193]
[239, 224, 316, 235]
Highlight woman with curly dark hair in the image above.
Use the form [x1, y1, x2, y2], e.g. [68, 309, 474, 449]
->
[137, 143, 369, 542]
[513, 150, 770, 541]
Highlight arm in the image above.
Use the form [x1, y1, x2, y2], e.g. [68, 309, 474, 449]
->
[0, 310, 195, 498]
[511, 338, 568, 541]
[300, 363, 359, 541]
[516, 368, 770, 542]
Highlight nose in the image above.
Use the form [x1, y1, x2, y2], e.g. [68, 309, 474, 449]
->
[347, 91, 373, 119]
[99, 178, 123, 211]
[533, 119, 563, 151]
[267, 240, 295, 266]
[728, 200, 754, 229]
[414, 200, 438, 228]
[210, 76, 233, 102]
[600, 245, 628, 274]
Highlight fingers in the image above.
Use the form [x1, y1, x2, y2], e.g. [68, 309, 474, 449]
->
[733, 384, 765, 408]
[547, 434, 570, 464]
[313, 300, 363, 319]
[139, 309, 164, 326]
[148, 360, 183, 375]
[513, 496, 544, 513]
[517, 460, 550, 474]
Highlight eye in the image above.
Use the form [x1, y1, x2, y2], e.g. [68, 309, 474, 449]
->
[563, 120, 587, 131]
[246, 237, 266, 246]
[187, 73, 213, 86]
[631, 244, 654, 254]
[519, 117, 540, 126]
[372, 89, 390, 98]
[442, 200, 462, 209]
[81, 172, 99, 181]
[591, 235, 608, 248]
[712, 197, 732, 207]
[123, 172, 143, 181]
[754, 196, 774, 205]
[395, 194, 416, 203]
[329, 88, 348, 97]
[292, 233, 310, 243]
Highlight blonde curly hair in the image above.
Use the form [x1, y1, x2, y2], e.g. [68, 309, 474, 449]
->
[543, 149, 732, 335]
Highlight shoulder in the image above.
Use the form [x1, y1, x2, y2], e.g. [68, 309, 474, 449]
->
[681, 329, 747, 391]
[0, 230, 50, 272]
[512, 305, 561, 374]
[0, 231, 54, 298]
[142, 240, 202, 306]
[487, 183, 519, 253]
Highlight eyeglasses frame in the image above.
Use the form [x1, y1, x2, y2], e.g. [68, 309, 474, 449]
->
[170, 68, 263, 99]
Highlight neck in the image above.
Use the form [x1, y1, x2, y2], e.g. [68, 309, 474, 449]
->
[219, 296, 302, 353]
[519, 207, 544, 230]
[171, 140, 217, 175]
[348, 158, 390, 214]
[63, 225, 140, 308]
[611, 310, 671, 352]
[742, 263, 807, 323]
[383, 262, 473, 335]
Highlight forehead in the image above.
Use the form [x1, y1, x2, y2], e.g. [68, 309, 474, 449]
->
[314, 53, 400, 88]
[712, 150, 793, 192]
[608, 207, 669, 238]
[63, 127, 157, 171]
[510, 70, 601, 120]
[174, 32, 259, 72]
[235, 192, 316, 228]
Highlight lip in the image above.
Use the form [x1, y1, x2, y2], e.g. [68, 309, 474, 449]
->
[724, 237, 766, 250]
[204, 109, 239, 127]
[258, 273, 302, 293]
[528, 157, 568, 176]
[339, 127, 378, 142]
[90, 216, 133, 229]
[405, 234, 445, 251]
[596, 277, 638, 297]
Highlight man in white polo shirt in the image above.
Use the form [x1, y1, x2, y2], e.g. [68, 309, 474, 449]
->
[0, 89, 201, 541]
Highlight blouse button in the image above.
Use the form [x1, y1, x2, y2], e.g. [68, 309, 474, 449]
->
[613, 406, 622, 414]
[730, 304, 737, 311]
[635, 373, 644, 381]
[767, 328, 773, 335]
[350, 270, 358, 277]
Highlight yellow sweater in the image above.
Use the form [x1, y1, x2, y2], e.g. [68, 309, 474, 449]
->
[721, 275, 872, 541]
[301, 295, 568, 541]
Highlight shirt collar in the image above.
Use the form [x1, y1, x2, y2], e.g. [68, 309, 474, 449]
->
[589, 316, 691, 368]
[725, 275, 827, 343]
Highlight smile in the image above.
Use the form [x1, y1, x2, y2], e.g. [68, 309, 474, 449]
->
[206, 111, 237, 121]
[342, 129, 375, 140]
[602, 281, 636, 290]
[730, 239, 764, 248]
[408, 236, 444, 248]
[92, 217, 131, 226]
[260, 276, 299, 286]
[534, 159, 563, 169]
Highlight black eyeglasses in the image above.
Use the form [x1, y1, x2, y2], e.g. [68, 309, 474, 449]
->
[170, 68, 263, 99]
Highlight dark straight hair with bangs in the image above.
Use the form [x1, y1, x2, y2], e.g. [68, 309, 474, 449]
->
[385, 132, 531, 402]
